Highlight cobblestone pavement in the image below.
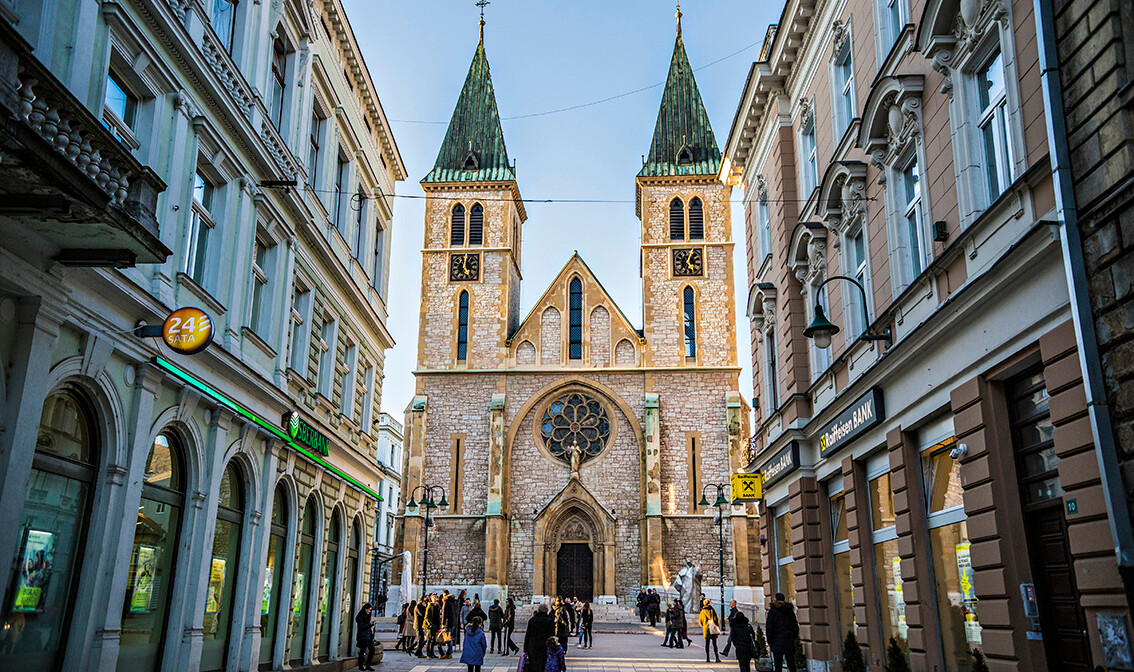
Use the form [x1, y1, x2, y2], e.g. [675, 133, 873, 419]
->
[371, 629, 741, 672]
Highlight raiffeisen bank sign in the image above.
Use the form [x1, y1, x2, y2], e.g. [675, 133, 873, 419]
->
[818, 388, 885, 458]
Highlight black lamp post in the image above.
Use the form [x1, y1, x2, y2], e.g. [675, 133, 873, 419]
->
[803, 275, 892, 349]
[699, 482, 735, 626]
[404, 484, 448, 597]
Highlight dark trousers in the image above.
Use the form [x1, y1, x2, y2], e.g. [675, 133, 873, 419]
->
[357, 641, 375, 669]
[467, 666, 481, 672]
[705, 634, 719, 660]
[738, 654, 751, 672]
[580, 628, 592, 647]
[504, 625, 519, 652]
[648, 610, 659, 626]
[490, 629, 503, 651]
[415, 626, 427, 655]
[773, 650, 797, 672]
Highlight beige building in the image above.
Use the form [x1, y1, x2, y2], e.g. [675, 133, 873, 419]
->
[722, 0, 1134, 667]
[396, 15, 759, 608]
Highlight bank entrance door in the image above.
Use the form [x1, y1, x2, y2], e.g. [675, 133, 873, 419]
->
[556, 543, 593, 601]
[1009, 370, 1092, 671]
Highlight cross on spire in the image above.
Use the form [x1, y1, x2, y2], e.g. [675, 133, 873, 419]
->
[676, 2, 682, 37]
[476, 0, 490, 41]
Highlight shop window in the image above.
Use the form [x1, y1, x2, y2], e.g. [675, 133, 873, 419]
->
[830, 486, 855, 644]
[201, 462, 244, 672]
[259, 484, 289, 665]
[292, 498, 318, 664]
[318, 514, 341, 659]
[774, 509, 795, 601]
[339, 522, 361, 656]
[3, 391, 97, 672]
[116, 433, 186, 672]
[868, 466, 908, 663]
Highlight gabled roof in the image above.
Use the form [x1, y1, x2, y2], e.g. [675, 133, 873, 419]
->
[638, 13, 722, 178]
[510, 252, 639, 341]
[422, 28, 515, 184]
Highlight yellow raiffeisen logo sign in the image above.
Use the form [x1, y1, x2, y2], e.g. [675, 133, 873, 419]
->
[730, 472, 763, 502]
[161, 307, 214, 355]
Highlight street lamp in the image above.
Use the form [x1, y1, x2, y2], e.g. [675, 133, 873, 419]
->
[699, 482, 735, 626]
[803, 275, 892, 349]
[404, 484, 448, 597]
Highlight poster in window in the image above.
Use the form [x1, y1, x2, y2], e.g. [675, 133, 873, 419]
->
[129, 544, 160, 613]
[321, 575, 330, 617]
[11, 528, 55, 613]
[893, 557, 908, 639]
[293, 572, 305, 615]
[261, 569, 273, 615]
[206, 557, 226, 614]
[956, 542, 983, 644]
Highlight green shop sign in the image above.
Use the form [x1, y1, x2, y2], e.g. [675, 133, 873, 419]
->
[284, 412, 330, 456]
[151, 356, 380, 501]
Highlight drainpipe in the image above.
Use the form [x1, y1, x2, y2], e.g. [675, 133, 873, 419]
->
[1033, 0, 1134, 599]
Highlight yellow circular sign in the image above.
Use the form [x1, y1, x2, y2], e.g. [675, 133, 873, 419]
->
[162, 307, 214, 355]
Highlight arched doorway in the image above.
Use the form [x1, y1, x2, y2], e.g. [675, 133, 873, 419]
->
[532, 479, 617, 602]
[554, 516, 594, 601]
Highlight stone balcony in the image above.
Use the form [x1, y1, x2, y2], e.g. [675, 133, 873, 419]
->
[0, 20, 170, 267]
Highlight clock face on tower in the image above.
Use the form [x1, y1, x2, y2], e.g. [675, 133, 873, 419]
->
[449, 253, 481, 282]
[672, 248, 704, 277]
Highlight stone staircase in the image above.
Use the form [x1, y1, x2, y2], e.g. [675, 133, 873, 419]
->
[515, 602, 638, 623]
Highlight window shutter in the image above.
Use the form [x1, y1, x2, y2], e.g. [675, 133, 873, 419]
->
[451, 204, 466, 246]
[670, 198, 685, 240]
[689, 198, 704, 240]
[469, 204, 484, 245]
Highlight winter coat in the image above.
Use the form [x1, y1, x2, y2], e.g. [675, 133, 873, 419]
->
[488, 604, 504, 631]
[765, 600, 800, 654]
[699, 606, 720, 638]
[668, 606, 687, 630]
[523, 612, 556, 672]
[580, 608, 594, 630]
[442, 595, 459, 631]
[355, 609, 374, 645]
[460, 602, 471, 625]
[424, 600, 441, 631]
[468, 604, 487, 625]
[503, 604, 516, 629]
[646, 592, 661, 613]
[553, 604, 571, 641]
[546, 644, 567, 672]
[459, 626, 487, 665]
[414, 601, 426, 630]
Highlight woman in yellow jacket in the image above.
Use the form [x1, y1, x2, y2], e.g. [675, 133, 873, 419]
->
[699, 598, 722, 663]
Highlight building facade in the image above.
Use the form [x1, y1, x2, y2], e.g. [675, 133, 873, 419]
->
[370, 412, 402, 614]
[722, 0, 1133, 669]
[396, 15, 759, 609]
[0, 1, 404, 671]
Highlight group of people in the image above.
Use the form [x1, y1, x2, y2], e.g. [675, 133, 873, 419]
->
[393, 590, 521, 663]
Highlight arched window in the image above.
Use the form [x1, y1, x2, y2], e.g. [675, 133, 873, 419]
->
[11, 390, 98, 672]
[292, 498, 318, 664]
[318, 513, 341, 659]
[688, 198, 704, 240]
[259, 483, 289, 665]
[450, 204, 466, 246]
[339, 520, 361, 656]
[457, 291, 470, 361]
[669, 198, 685, 240]
[684, 287, 697, 358]
[201, 462, 244, 672]
[118, 433, 186, 672]
[469, 203, 484, 246]
[569, 278, 583, 360]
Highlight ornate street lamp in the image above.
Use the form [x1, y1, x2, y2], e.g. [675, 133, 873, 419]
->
[699, 482, 735, 626]
[803, 275, 892, 349]
[404, 484, 448, 596]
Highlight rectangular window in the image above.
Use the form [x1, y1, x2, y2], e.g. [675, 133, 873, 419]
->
[289, 287, 313, 373]
[976, 48, 1013, 202]
[879, 0, 906, 53]
[270, 39, 287, 129]
[334, 155, 349, 234]
[899, 157, 926, 282]
[103, 71, 137, 142]
[1008, 371, 1060, 505]
[354, 188, 367, 256]
[774, 509, 795, 601]
[372, 221, 387, 295]
[757, 196, 771, 260]
[869, 468, 908, 658]
[687, 435, 700, 514]
[810, 282, 831, 376]
[763, 329, 779, 412]
[186, 172, 215, 286]
[341, 343, 358, 420]
[249, 238, 270, 336]
[308, 112, 323, 187]
[361, 366, 376, 434]
[833, 42, 855, 139]
[317, 317, 338, 398]
[845, 225, 870, 336]
[449, 436, 463, 514]
[211, 0, 237, 52]
[830, 489, 856, 641]
[800, 119, 819, 194]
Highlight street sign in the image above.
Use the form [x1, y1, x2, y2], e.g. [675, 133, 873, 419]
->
[730, 472, 763, 502]
[161, 307, 214, 355]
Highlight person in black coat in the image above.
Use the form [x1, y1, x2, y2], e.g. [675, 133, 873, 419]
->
[488, 599, 504, 653]
[355, 603, 376, 671]
[523, 604, 557, 672]
[636, 590, 647, 622]
[765, 593, 800, 672]
[503, 597, 520, 655]
[731, 610, 757, 672]
[646, 589, 661, 627]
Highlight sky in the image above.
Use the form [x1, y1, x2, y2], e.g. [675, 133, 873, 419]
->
[343, 0, 782, 417]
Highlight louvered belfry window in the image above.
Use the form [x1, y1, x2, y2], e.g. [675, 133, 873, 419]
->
[569, 278, 583, 360]
[451, 204, 466, 245]
[670, 198, 685, 240]
[689, 198, 704, 240]
[469, 203, 484, 245]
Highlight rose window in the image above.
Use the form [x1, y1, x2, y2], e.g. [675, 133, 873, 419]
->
[540, 392, 612, 463]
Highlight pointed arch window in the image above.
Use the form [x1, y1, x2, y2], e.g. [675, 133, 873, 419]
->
[469, 203, 484, 246]
[457, 291, 469, 361]
[683, 286, 697, 358]
[670, 198, 685, 240]
[450, 204, 466, 246]
[569, 278, 583, 360]
[688, 198, 704, 240]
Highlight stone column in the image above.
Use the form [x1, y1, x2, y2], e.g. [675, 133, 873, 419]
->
[726, 393, 751, 603]
[789, 476, 832, 662]
[643, 394, 664, 588]
[483, 393, 508, 602]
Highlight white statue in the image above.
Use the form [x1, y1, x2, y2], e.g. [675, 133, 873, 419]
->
[676, 558, 703, 613]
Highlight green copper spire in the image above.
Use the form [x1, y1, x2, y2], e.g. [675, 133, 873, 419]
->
[423, 27, 514, 184]
[639, 11, 721, 178]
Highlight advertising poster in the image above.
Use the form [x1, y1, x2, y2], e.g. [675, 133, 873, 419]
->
[129, 544, 159, 613]
[12, 529, 55, 613]
[893, 557, 908, 639]
[206, 557, 226, 614]
[321, 576, 330, 617]
[956, 542, 983, 644]
[261, 570, 273, 615]
[293, 572, 305, 616]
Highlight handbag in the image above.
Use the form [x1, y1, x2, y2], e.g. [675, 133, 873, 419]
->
[437, 628, 451, 644]
[708, 619, 722, 636]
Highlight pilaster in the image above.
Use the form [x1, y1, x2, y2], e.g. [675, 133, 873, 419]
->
[484, 392, 508, 601]
[643, 394, 664, 587]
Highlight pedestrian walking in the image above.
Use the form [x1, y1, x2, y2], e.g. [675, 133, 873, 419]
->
[675, 599, 693, 647]
[663, 602, 683, 648]
[460, 616, 488, 672]
[488, 599, 504, 653]
[355, 602, 377, 671]
[552, 597, 571, 653]
[766, 593, 800, 672]
[637, 590, 647, 622]
[503, 597, 520, 655]
[699, 598, 722, 663]
[413, 596, 430, 658]
[523, 603, 556, 672]
[722, 599, 740, 657]
[545, 636, 567, 672]
[578, 602, 594, 649]
[395, 602, 409, 651]
[730, 611, 758, 672]
[441, 590, 459, 658]
[647, 589, 661, 627]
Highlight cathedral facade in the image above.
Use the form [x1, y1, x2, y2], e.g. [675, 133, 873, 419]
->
[396, 15, 757, 607]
